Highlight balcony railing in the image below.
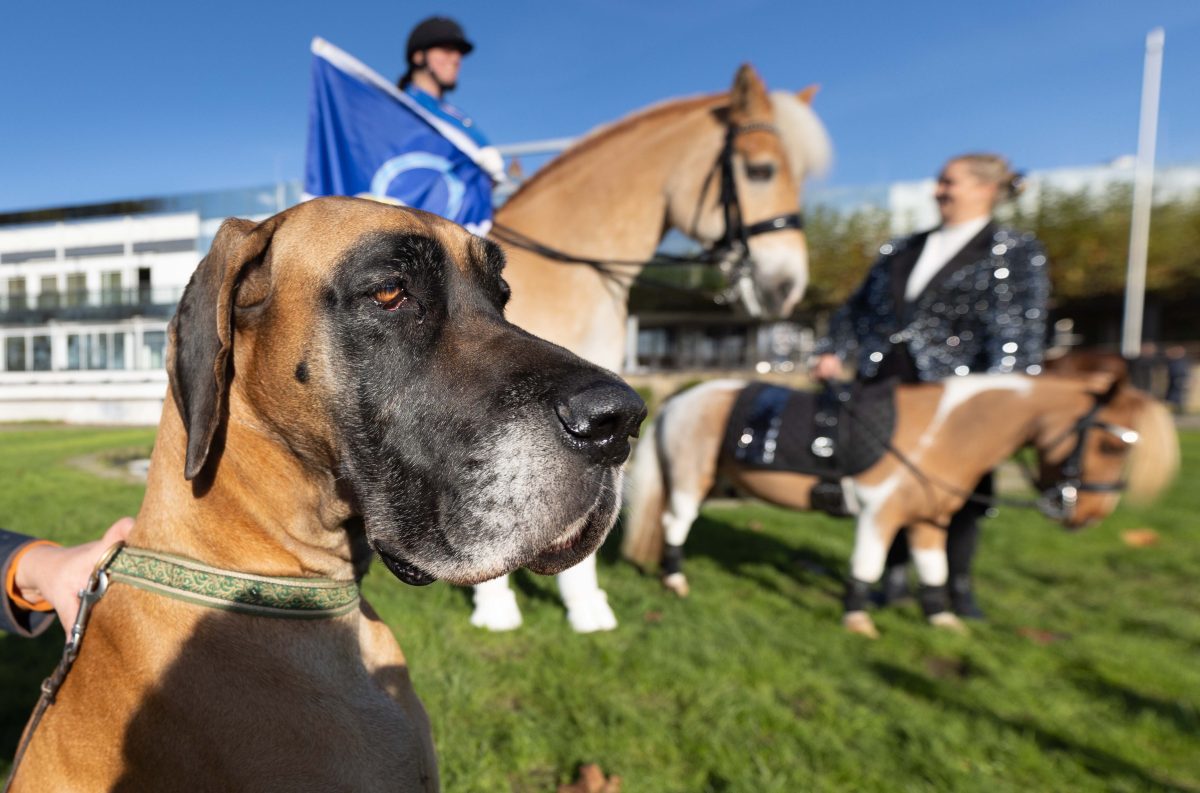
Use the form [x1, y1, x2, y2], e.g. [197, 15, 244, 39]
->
[0, 287, 184, 323]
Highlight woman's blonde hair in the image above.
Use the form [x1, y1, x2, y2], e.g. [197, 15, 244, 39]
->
[949, 152, 1025, 203]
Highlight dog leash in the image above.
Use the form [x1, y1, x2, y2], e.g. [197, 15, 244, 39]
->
[4, 541, 125, 793]
[3, 544, 362, 791]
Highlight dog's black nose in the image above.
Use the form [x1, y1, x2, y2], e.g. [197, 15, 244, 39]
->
[555, 379, 646, 465]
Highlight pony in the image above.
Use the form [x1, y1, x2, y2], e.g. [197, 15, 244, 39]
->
[621, 374, 1179, 637]
[472, 64, 832, 632]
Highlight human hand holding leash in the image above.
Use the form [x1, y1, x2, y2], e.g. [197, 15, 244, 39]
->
[12, 517, 135, 628]
[811, 353, 844, 381]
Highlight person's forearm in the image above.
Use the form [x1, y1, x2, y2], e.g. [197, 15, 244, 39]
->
[12, 541, 59, 609]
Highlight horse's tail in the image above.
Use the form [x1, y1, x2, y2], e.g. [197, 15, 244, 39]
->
[1126, 392, 1180, 504]
[621, 415, 668, 571]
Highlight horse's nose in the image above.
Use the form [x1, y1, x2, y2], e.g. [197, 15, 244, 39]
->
[555, 379, 646, 465]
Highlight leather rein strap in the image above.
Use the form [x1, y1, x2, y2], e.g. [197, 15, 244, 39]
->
[3, 544, 359, 791]
[488, 120, 803, 303]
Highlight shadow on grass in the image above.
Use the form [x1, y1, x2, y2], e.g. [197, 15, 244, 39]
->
[609, 510, 849, 606]
[1066, 661, 1200, 736]
[1118, 617, 1200, 653]
[871, 661, 1198, 792]
[0, 630, 64, 767]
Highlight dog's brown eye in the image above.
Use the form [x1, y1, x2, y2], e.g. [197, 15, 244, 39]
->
[372, 280, 407, 310]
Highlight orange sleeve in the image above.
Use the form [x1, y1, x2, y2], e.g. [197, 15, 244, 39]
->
[6, 540, 59, 612]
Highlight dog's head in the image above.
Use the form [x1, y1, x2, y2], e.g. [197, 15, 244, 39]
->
[167, 197, 645, 586]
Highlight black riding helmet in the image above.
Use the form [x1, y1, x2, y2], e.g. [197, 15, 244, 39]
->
[406, 16, 474, 62]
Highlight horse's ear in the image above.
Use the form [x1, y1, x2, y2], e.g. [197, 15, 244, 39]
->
[167, 216, 278, 481]
[796, 84, 820, 105]
[730, 63, 771, 123]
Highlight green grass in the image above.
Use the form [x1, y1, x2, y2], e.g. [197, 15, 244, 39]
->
[2, 425, 1198, 792]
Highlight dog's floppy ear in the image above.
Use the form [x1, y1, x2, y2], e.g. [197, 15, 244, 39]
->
[167, 216, 278, 480]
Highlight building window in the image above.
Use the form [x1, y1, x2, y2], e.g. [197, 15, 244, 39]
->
[142, 330, 166, 370]
[132, 238, 195, 254]
[101, 271, 122, 306]
[67, 334, 82, 369]
[137, 267, 151, 303]
[112, 332, 126, 370]
[38, 276, 59, 309]
[6, 277, 26, 311]
[5, 337, 26, 371]
[67, 273, 87, 307]
[32, 336, 51, 371]
[89, 333, 108, 369]
[65, 243, 124, 258]
[0, 249, 55, 264]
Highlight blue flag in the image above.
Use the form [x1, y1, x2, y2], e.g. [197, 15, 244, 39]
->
[305, 38, 498, 235]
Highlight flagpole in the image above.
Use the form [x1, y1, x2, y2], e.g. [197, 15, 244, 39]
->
[1121, 27, 1165, 359]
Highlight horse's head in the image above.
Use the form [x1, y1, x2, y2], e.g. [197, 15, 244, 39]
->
[665, 64, 831, 319]
[1033, 375, 1179, 529]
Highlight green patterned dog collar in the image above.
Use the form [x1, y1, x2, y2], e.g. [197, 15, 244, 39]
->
[107, 546, 360, 620]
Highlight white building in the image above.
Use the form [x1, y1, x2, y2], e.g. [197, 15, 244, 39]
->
[0, 185, 299, 423]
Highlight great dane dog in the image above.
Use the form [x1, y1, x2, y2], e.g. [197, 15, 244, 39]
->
[9, 197, 644, 792]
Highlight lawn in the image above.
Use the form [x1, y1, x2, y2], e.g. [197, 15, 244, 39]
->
[1, 424, 1198, 792]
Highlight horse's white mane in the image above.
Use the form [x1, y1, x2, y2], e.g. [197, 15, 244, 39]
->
[769, 91, 833, 183]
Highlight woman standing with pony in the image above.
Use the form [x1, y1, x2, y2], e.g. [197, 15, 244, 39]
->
[811, 153, 1050, 621]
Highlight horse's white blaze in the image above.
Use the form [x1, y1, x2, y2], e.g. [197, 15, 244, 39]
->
[911, 546, 949, 587]
[748, 232, 809, 316]
[849, 475, 901, 582]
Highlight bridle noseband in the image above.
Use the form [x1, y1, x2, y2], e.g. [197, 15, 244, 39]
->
[711, 121, 805, 313]
[1034, 389, 1138, 523]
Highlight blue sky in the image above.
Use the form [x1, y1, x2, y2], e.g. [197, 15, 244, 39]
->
[2, 1, 1198, 212]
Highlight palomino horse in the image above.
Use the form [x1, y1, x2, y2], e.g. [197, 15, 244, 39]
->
[471, 65, 832, 632]
[621, 374, 1179, 637]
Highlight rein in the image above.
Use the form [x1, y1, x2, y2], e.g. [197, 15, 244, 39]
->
[489, 120, 804, 308]
[3, 545, 360, 791]
[835, 383, 1136, 523]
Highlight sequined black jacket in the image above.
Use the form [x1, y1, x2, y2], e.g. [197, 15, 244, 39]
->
[815, 222, 1050, 382]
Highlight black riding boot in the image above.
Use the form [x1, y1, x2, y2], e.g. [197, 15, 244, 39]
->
[946, 475, 990, 620]
[875, 530, 912, 606]
[918, 583, 950, 617]
[949, 574, 985, 620]
[844, 578, 873, 613]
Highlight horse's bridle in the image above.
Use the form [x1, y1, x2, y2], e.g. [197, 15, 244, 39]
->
[707, 121, 805, 313]
[1033, 389, 1139, 523]
[488, 117, 806, 314]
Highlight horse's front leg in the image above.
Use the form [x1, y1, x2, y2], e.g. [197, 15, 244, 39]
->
[843, 509, 904, 639]
[472, 575, 523, 631]
[556, 553, 618, 633]
[909, 521, 968, 634]
[660, 490, 702, 598]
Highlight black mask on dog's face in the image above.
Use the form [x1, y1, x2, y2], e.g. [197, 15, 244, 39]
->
[323, 231, 643, 586]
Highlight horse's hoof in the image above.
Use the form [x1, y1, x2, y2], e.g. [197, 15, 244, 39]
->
[565, 591, 618, 633]
[470, 590, 523, 632]
[843, 610, 879, 639]
[928, 611, 970, 635]
[662, 572, 690, 598]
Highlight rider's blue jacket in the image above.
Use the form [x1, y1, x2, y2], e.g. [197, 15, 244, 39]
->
[404, 86, 491, 148]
